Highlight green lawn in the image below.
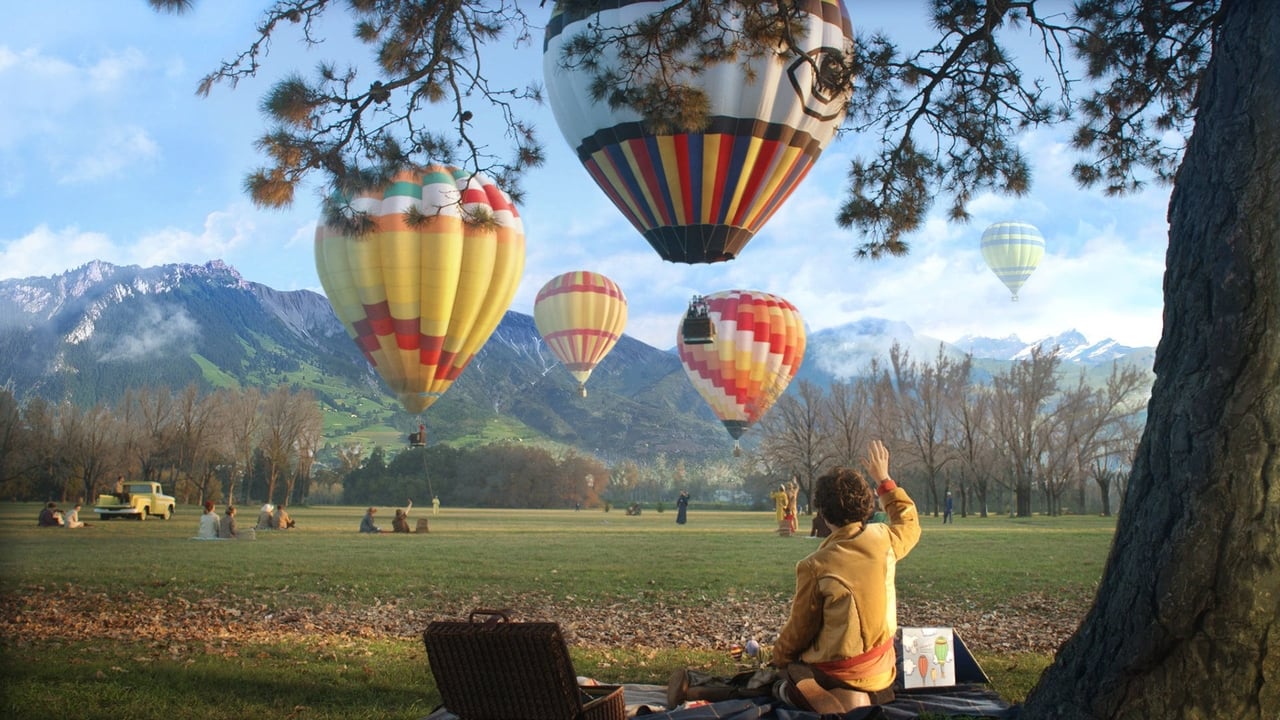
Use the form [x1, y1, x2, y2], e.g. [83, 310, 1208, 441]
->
[0, 503, 1115, 719]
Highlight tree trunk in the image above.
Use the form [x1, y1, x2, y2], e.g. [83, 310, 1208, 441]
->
[1024, 1, 1279, 717]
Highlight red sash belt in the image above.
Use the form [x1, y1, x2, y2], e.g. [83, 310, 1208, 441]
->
[812, 638, 895, 678]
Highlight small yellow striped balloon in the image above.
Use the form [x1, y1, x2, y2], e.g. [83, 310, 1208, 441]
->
[981, 221, 1045, 301]
[315, 166, 525, 415]
[533, 271, 628, 397]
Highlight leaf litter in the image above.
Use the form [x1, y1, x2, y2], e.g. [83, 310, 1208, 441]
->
[2, 584, 1084, 656]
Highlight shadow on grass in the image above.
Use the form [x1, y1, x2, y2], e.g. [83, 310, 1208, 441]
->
[1, 642, 439, 720]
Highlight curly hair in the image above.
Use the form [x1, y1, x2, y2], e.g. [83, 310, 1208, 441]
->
[812, 467, 875, 527]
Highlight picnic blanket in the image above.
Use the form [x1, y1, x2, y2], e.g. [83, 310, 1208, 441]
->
[422, 682, 1017, 720]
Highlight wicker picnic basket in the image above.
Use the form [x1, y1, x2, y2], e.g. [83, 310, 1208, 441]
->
[423, 609, 624, 720]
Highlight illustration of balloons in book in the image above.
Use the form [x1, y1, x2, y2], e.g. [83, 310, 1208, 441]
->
[543, 0, 855, 264]
[533, 271, 628, 397]
[981, 220, 1045, 301]
[676, 290, 806, 454]
[315, 166, 525, 415]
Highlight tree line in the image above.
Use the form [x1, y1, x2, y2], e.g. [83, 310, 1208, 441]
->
[0, 384, 323, 508]
[752, 343, 1149, 520]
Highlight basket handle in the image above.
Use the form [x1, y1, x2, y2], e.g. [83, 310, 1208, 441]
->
[468, 608, 512, 625]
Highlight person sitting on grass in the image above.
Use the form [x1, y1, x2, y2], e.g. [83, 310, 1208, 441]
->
[359, 507, 385, 533]
[275, 504, 295, 529]
[391, 499, 413, 533]
[64, 502, 88, 529]
[37, 502, 62, 527]
[255, 503, 274, 530]
[770, 439, 921, 714]
[219, 506, 239, 539]
[195, 500, 220, 540]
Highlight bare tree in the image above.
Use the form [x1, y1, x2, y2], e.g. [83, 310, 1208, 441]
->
[258, 386, 309, 506]
[990, 345, 1062, 517]
[823, 378, 873, 468]
[881, 343, 968, 517]
[119, 387, 175, 485]
[223, 387, 263, 503]
[1091, 412, 1142, 517]
[282, 394, 324, 505]
[58, 402, 121, 505]
[755, 380, 834, 511]
[949, 375, 997, 518]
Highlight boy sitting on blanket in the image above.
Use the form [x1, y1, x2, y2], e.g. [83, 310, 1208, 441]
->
[666, 440, 921, 712]
[769, 439, 921, 713]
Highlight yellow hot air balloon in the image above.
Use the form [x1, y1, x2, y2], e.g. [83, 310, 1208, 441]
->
[534, 271, 628, 397]
[981, 221, 1045, 301]
[676, 290, 806, 454]
[315, 166, 525, 414]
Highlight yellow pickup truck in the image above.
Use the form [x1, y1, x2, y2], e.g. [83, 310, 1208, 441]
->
[94, 481, 176, 521]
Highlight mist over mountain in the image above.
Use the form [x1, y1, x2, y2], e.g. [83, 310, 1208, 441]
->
[1, 261, 1155, 462]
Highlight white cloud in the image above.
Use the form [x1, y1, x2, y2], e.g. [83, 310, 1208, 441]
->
[0, 46, 149, 149]
[55, 125, 160, 184]
[132, 207, 255, 267]
[0, 225, 116, 279]
[1, 205, 258, 282]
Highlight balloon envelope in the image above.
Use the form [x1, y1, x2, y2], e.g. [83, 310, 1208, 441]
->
[981, 221, 1044, 301]
[544, 1, 854, 264]
[315, 166, 525, 414]
[534, 271, 629, 396]
[676, 290, 806, 442]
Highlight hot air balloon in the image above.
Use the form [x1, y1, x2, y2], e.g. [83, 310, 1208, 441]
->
[676, 290, 806, 453]
[533, 270, 629, 397]
[543, 1, 854, 264]
[314, 166, 525, 415]
[981, 221, 1044, 301]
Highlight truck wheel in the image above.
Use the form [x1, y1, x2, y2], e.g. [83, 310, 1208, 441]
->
[160, 506, 172, 520]
[137, 508, 147, 521]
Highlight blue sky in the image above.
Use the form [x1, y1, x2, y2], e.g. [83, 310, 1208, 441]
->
[1, 1, 1170, 350]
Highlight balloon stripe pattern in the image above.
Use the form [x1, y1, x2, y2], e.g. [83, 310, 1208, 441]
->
[534, 271, 628, 393]
[677, 290, 806, 441]
[315, 166, 525, 415]
[980, 221, 1045, 301]
[545, 0, 854, 264]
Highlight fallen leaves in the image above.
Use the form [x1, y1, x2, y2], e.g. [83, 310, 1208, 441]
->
[0, 584, 1087, 657]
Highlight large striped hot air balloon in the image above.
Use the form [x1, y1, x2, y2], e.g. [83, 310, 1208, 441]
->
[676, 290, 806, 453]
[534, 271, 629, 397]
[543, 1, 854, 264]
[981, 221, 1045, 301]
[314, 166, 525, 415]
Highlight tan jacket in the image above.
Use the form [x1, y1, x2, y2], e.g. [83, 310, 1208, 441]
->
[772, 481, 921, 690]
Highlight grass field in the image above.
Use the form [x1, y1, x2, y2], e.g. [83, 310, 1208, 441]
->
[0, 503, 1116, 719]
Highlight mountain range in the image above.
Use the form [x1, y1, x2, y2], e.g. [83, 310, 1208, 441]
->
[0, 261, 1155, 463]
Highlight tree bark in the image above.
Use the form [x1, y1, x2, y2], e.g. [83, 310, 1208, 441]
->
[1025, 0, 1280, 717]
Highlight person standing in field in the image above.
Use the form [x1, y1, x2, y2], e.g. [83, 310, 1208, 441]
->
[432, 496, 440, 515]
[770, 440, 921, 713]
[770, 485, 789, 524]
[675, 490, 690, 525]
[785, 482, 800, 535]
[943, 492, 954, 524]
